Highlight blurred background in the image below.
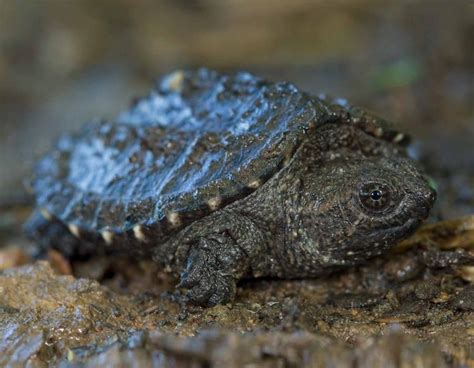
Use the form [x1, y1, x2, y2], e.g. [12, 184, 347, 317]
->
[0, 0, 473, 218]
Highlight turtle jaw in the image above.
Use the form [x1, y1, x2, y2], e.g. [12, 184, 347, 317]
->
[383, 217, 421, 243]
[374, 184, 437, 247]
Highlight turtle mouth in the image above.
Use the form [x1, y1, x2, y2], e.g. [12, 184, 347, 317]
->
[385, 217, 421, 241]
[343, 218, 422, 256]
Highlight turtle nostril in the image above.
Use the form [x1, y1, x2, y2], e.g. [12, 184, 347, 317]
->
[416, 188, 436, 220]
[426, 189, 437, 204]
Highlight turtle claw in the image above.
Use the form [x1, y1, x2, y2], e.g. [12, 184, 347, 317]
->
[179, 246, 237, 307]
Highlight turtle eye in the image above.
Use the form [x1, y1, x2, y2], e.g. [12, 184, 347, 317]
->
[358, 182, 393, 213]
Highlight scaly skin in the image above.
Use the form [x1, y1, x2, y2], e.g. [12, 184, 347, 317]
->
[152, 123, 435, 306]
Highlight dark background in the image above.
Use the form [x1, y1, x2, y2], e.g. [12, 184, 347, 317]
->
[1, 0, 472, 217]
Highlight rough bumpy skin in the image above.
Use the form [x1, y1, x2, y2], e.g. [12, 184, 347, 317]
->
[26, 68, 436, 306]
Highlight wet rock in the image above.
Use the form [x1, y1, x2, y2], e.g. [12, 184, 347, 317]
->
[77, 329, 448, 368]
[356, 330, 447, 368]
[0, 262, 141, 364]
[0, 327, 44, 368]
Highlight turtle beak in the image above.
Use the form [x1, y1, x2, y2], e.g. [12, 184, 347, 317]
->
[418, 185, 437, 220]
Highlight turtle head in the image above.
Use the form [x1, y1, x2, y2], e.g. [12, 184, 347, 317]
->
[298, 125, 436, 267]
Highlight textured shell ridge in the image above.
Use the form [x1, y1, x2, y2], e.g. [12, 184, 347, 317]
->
[33, 68, 329, 236]
[318, 93, 410, 145]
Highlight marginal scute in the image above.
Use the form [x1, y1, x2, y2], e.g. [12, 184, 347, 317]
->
[393, 133, 405, 143]
[207, 197, 222, 211]
[163, 70, 185, 92]
[101, 230, 114, 245]
[248, 179, 262, 189]
[133, 225, 147, 242]
[167, 212, 181, 228]
[40, 208, 52, 221]
[320, 94, 409, 145]
[68, 224, 81, 238]
[374, 127, 384, 138]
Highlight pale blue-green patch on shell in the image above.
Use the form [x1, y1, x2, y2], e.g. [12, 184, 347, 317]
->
[32, 69, 325, 233]
[32, 68, 407, 235]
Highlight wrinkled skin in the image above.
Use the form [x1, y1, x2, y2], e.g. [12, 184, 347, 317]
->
[153, 124, 435, 306]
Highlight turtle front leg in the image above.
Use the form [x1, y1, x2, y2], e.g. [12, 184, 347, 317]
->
[178, 235, 248, 306]
[170, 212, 268, 307]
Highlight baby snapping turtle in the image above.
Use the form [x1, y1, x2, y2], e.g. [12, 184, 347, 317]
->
[26, 68, 436, 306]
